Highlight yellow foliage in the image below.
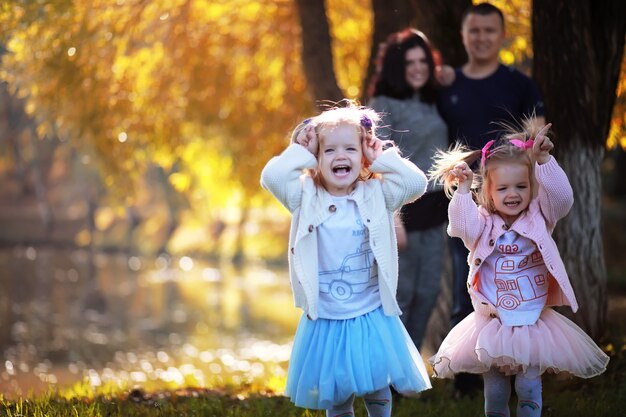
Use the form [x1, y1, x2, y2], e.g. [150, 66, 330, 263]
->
[95, 207, 116, 231]
[326, 0, 373, 100]
[514, 36, 528, 51]
[169, 172, 191, 193]
[489, 0, 533, 72]
[607, 45, 626, 150]
[0, 0, 313, 214]
[74, 229, 92, 247]
[1, 0, 623, 226]
[499, 50, 515, 66]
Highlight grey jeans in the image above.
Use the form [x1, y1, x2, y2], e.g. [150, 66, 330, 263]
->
[396, 225, 444, 350]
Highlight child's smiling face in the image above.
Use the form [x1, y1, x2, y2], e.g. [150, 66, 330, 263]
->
[488, 161, 531, 226]
[317, 123, 363, 196]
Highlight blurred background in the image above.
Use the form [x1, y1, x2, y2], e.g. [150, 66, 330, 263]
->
[0, 0, 624, 399]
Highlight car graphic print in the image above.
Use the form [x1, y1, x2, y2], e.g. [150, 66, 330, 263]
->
[319, 242, 378, 301]
[494, 251, 549, 310]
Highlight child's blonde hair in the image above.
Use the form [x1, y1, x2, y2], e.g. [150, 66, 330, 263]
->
[429, 119, 546, 212]
[291, 100, 388, 183]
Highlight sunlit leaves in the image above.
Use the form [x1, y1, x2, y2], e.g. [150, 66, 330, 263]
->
[490, 0, 533, 72]
[4, 0, 623, 220]
[0, 0, 313, 212]
[326, 0, 372, 100]
[607, 46, 626, 150]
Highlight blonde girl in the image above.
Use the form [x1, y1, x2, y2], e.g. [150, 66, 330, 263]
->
[428, 121, 609, 417]
[261, 101, 431, 417]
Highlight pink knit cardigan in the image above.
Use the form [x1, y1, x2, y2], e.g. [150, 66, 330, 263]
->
[447, 156, 577, 318]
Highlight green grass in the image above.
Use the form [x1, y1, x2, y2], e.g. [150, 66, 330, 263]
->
[2, 289, 625, 417]
[0, 358, 624, 417]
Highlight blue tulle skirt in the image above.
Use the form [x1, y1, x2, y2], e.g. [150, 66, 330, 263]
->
[285, 306, 431, 410]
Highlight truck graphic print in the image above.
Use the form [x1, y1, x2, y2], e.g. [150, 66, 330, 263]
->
[319, 243, 378, 301]
[494, 251, 549, 310]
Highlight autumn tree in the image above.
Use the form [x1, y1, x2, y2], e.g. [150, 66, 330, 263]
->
[0, 0, 313, 257]
[532, 0, 626, 338]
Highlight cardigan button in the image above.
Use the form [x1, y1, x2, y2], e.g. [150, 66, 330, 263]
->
[308, 225, 314, 232]
[481, 302, 488, 305]
[488, 239, 495, 246]
[291, 247, 294, 255]
[366, 219, 370, 223]
[329, 204, 336, 213]
[474, 258, 481, 266]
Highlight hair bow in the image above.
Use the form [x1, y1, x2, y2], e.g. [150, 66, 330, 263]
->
[510, 138, 534, 150]
[481, 139, 495, 167]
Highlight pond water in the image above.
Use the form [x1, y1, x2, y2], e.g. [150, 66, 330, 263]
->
[0, 246, 300, 399]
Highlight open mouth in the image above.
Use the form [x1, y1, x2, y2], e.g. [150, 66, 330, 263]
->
[332, 165, 351, 176]
[504, 200, 521, 208]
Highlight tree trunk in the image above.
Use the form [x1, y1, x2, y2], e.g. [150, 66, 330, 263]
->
[154, 164, 185, 256]
[360, 0, 411, 101]
[532, 0, 626, 338]
[28, 126, 54, 235]
[410, 0, 470, 67]
[1, 82, 29, 196]
[232, 202, 250, 268]
[556, 145, 607, 336]
[295, 0, 343, 107]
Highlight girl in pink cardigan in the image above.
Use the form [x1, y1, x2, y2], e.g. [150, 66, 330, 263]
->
[429, 122, 608, 417]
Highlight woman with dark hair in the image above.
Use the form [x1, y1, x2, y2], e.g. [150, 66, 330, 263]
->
[367, 28, 448, 351]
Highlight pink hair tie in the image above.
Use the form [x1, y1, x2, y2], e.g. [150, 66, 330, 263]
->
[481, 139, 495, 167]
[510, 138, 534, 150]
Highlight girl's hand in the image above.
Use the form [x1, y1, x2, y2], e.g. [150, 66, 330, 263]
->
[295, 125, 318, 156]
[532, 123, 553, 165]
[362, 131, 383, 164]
[449, 162, 473, 193]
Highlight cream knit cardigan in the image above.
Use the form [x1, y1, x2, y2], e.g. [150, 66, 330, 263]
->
[261, 144, 427, 320]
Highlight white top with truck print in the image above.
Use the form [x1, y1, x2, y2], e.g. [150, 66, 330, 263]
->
[317, 195, 381, 319]
[479, 230, 550, 326]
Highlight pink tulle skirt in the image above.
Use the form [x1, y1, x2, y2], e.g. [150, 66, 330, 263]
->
[429, 308, 609, 379]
